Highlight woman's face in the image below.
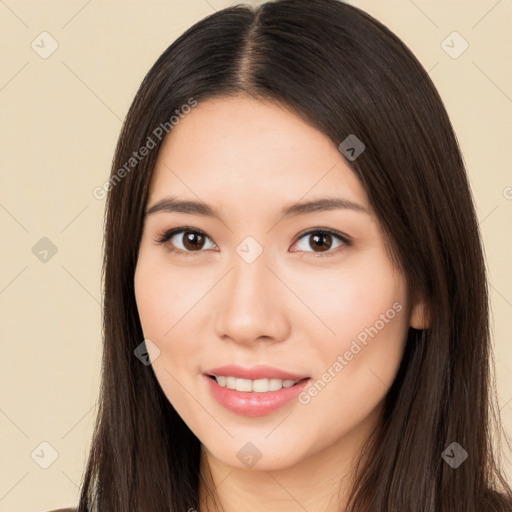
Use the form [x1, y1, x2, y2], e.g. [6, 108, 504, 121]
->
[134, 96, 424, 471]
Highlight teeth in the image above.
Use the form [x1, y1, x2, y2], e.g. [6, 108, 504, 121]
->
[213, 376, 300, 392]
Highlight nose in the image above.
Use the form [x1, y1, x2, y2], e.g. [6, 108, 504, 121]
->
[213, 254, 291, 346]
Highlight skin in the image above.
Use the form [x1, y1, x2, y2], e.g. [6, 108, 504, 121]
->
[134, 95, 428, 512]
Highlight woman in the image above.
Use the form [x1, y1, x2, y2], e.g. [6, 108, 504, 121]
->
[50, 0, 512, 510]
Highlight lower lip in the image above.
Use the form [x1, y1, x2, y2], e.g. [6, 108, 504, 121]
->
[205, 375, 310, 417]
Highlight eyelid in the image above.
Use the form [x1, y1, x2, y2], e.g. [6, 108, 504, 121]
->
[153, 226, 350, 257]
[153, 226, 218, 253]
[291, 228, 350, 257]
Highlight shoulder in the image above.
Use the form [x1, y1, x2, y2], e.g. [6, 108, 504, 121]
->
[45, 508, 77, 512]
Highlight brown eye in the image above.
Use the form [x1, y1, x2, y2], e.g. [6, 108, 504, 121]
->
[181, 231, 207, 251]
[155, 228, 217, 256]
[308, 232, 333, 252]
[292, 229, 349, 257]
[155, 227, 349, 258]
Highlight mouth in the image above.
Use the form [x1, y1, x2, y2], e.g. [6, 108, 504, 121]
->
[204, 373, 311, 417]
[206, 374, 310, 393]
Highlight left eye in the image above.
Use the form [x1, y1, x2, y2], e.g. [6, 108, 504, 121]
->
[291, 229, 348, 257]
[155, 228, 217, 254]
[154, 227, 349, 258]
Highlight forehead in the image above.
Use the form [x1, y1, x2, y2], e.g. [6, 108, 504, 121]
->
[147, 96, 370, 216]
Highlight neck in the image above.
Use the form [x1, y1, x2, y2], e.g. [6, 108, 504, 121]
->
[198, 404, 382, 512]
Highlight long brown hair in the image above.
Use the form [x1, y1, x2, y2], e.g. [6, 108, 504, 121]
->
[78, 1, 512, 510]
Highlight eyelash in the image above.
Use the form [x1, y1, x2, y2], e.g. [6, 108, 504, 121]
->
[153, 226, 351, 258]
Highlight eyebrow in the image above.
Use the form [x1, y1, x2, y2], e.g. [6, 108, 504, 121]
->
[145, 196, 370, 219]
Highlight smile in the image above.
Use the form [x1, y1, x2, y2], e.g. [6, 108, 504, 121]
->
[208, 375, 305, 393]
[205, 375, 311, 417]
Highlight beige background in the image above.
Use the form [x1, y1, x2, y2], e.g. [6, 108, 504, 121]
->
[0, 0, 511, 510]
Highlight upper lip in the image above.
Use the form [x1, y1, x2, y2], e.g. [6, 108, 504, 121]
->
[205, 365, 310, 381]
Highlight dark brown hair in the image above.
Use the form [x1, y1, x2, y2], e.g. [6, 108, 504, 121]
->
[78, 0, 512, 510]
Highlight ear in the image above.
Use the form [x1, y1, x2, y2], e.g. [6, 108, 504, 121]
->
[409, 291, 430, 330]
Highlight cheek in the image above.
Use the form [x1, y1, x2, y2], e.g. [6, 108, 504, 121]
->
[134, 254, 200, 411]
[296, 254, 409, 394]
[295, 255, 406, 344]
[134, 250, 211, 377]
[134, 250, 198, 339]
[134, 260, 170, 339]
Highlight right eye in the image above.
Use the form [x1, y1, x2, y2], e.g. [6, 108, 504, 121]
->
[154, 227, 218, 256]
